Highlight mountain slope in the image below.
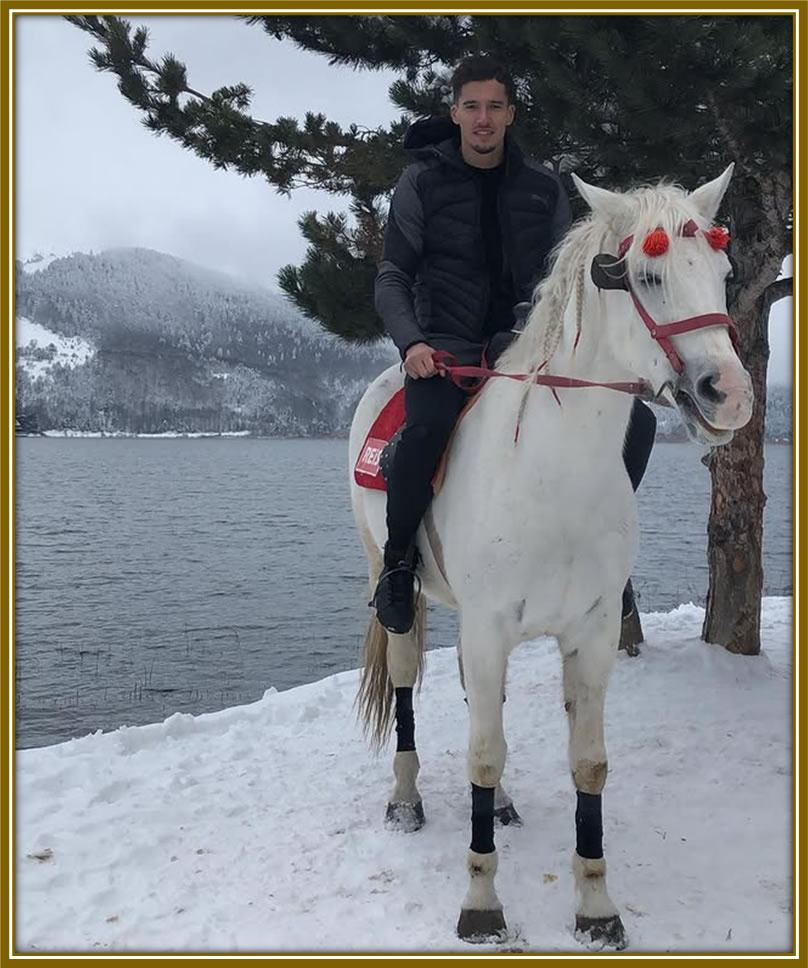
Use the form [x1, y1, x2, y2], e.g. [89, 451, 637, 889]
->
[15, 248, 396, 435]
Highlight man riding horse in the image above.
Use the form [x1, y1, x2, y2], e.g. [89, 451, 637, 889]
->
[372, 54, 657, 635]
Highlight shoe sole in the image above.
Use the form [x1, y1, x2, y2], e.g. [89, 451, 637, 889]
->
[379, 621, 414, 635]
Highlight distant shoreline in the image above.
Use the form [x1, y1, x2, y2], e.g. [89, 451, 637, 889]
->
[16, 431, 793, 445]
[39, 430, 253, 440]
[18, 430, 348, 441]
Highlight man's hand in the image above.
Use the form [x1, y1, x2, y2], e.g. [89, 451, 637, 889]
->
[404, 342, 437, 379]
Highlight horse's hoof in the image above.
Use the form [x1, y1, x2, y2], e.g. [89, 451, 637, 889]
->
[494, 803, 522, 826]
[619, 606, 643, 656]
[385, 800, 425, 832]
[457, 908, 507, 943]
[575, 914, 627, 950]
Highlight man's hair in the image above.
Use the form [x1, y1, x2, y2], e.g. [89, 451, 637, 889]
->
[450, 55, 516, 104]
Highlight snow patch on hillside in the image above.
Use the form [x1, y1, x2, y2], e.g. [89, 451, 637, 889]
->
[15, 317, 95, 379]
[21, 253, 61, 274]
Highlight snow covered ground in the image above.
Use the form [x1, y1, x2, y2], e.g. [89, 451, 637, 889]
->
[15, 599, 793, 954]
[15, 316, 95, 379]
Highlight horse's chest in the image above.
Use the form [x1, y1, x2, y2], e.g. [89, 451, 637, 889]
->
[442, 482, 638, 631]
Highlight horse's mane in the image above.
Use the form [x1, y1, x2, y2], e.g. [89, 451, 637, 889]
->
[498, 181, 709, 377]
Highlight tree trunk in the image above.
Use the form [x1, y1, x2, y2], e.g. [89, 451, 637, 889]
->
[701, 308, 767, 655]
[701, 175, 790, 653]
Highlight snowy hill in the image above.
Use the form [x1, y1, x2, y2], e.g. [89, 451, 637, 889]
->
[20, 252, 60, 274]
[15, 317, 95, 380]
[763, 384, 794, 442]
[16, 599, 791, 953]
[15, 248, 396, 436]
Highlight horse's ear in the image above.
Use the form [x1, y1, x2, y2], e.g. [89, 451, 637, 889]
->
[571, 173, 630, 226]
[689, 163, 735, 223]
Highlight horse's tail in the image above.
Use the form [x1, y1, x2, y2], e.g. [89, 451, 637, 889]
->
[356, 595, 426, 751]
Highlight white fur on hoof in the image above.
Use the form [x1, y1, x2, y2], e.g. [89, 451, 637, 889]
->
[385, 800, 425, 832]
[457, 908, 507, 943]
[458, 850, 504, 942]
[494, 802, 522, 826]
[575, 914, 627, 950]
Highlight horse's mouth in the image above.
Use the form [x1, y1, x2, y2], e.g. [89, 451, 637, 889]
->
[675, 387, 734, 447]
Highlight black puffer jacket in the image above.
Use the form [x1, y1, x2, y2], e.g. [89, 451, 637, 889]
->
[375, 116, 571, 363]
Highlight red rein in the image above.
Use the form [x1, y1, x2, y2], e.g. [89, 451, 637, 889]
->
[432, 352, 650, 399]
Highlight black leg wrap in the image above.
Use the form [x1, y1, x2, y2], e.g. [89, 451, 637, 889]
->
[576, 791, 603, 859]
[470, 784, 495, 854]
[394, 687, 415, 752]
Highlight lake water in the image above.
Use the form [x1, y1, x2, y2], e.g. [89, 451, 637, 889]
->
[15, 437, 792, 749]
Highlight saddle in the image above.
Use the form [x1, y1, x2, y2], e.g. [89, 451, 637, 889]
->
[353, 386, 483, 494]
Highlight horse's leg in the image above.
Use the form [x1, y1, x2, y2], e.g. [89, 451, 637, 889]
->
[385, 597, 426, 831]
[456, 626, 509, 942]
[560, 622, 627, 950]
[458, 635, 521, 828]
[355, 530, 426, 830]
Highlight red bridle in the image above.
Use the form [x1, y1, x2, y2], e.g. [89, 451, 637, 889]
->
[430, 218, 741, 442]
[617, 219, 740, 375]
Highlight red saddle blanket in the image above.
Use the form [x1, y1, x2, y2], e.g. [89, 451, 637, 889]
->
[353, 385, 481, 493]
[354, 389, 406, 491]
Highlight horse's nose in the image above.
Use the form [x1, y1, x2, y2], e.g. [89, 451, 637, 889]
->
[695, 371, 727, 406]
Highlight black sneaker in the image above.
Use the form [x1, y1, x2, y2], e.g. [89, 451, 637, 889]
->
[371, 544, 421, 634]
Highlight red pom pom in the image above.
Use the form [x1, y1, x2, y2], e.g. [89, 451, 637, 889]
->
[642, 229, 669, 257]
[705, 226, 730, 250]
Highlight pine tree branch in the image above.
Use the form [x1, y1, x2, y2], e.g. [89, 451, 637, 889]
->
[66, 15, 408, 199]
[244, 15, 468, 72]
[68, 17, 210, 105]
[705, 90, 744, 165]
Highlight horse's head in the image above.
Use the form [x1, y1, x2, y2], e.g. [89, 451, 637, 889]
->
[572, 165, 753, 447]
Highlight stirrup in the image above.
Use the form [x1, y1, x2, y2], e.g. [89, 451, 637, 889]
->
[368, 565, 423, 609]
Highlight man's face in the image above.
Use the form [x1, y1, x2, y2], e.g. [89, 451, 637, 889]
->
[450, 79, 515, 159]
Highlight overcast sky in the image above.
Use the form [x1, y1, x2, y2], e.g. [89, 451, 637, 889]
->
[16, 15, 791, 384]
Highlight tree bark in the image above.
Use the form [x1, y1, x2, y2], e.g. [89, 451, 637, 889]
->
[701, 300, 767, 655]
[701, 173, 790, 654]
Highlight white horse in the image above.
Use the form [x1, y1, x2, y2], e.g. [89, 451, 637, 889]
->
[350, 165, 753, 948]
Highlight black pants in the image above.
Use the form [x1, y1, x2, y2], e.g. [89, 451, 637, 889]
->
[386, 375, 469, 551]
[385, 375, 657, 553]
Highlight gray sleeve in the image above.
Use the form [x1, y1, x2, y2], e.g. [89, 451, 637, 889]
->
[374, 166, 428, 358]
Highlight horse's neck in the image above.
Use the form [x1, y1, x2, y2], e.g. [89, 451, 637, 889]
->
[509, 277, 635, 449]
[552, 276, 626, 383]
